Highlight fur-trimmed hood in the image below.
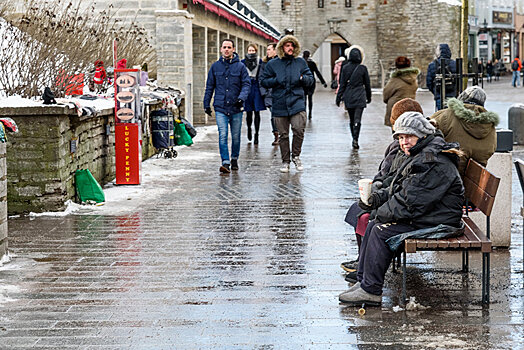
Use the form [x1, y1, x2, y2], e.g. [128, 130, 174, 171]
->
[390, 67, 420, 84]
[447, 98, 499, 139]
[276, 35, 301, 58]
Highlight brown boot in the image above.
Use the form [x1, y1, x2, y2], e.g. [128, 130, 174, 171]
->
[271, 132, 279, 146]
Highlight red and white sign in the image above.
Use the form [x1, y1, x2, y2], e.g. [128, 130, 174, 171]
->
[115, 124, 140, 185]
[114, 69, 141, 185]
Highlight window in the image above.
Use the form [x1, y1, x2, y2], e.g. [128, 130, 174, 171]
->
[345, 0, 351, 7]
[318, 0, 324, 8]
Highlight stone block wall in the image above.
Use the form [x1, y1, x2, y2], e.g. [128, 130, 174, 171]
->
[0, 143, 7, 261]
[193, 25, 207, 125]
[2, 104, 159, 214]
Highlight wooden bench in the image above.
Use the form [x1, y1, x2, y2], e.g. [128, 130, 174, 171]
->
[400, 159, 500, 305]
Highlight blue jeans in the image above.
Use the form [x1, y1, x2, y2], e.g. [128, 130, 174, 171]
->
[215, 111, 242, 165]
[512, 71, 521, 87]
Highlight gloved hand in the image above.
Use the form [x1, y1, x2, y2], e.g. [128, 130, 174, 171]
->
[366, 98, 372, 104]
[323, 82, 328, 88]
[358, 199, 373, 211]
[205, 107, 212, 116]
[336, 100, 341, 107]
[234, 99, 244, 108]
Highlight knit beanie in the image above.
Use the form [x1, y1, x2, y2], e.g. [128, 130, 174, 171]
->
[457, 86, 486, 107]
[393, 112, 436, 139]
[395, 56, 411, 69]
[390, 98, 423, 126]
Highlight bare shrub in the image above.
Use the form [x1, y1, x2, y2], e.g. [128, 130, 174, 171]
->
[0, 0, 156, 98]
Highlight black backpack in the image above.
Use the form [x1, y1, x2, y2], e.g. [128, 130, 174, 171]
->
[434, 59, 455, 94]
[512, 59, 519, 71]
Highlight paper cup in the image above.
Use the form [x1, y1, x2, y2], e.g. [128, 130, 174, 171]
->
[358, 179, 373, 205]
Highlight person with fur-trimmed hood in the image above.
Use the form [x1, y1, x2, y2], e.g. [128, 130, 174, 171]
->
[260, 35, 314, 173]
[336, 45, 372, 149]
[339, 112, 464, 306]
[430, 86, 498, 176]
[383, 56, 420, 127]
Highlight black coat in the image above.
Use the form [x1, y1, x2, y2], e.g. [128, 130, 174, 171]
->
[373, 135, 464, 229]
[336, 48, 371, 109]
[303, 59, 326, 95]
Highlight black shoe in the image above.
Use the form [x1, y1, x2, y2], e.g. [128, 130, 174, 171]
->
[231, 159, 239, 171]
[254, 133, 258, 145]
[219, 164, 231, 174]
[341, 259, 359, 272]
[345, 271, 358, 283]
[247, 128, 252, 141]
[352, 140, 359, 149]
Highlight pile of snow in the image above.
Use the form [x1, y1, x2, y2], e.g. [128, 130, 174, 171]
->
[437, 0, 461, 5]
[0, 284, 18, 306]
[405, 296, 430, 311]
[0, 95, 42, 108]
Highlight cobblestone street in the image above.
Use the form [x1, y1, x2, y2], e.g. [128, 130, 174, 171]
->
[1, 82, 523, 349]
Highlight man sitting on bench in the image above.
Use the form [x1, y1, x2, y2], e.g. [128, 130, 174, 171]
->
[339, 112, 464, 306]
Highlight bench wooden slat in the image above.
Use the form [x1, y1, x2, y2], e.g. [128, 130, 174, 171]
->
[436, 239, 451, 248]
[462, 216, 492, 253]
[464, 160, 500, 216]
[405, 239, 417, 253]
[447, 237, 460, 248]
[416, 239, 428, 249]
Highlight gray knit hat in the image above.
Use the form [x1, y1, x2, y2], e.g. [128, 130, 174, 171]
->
[393, 112, 436, 139]
[457, 86, 486, 106]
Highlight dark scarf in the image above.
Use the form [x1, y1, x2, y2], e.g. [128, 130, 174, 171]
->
[245, 53, 258, 71]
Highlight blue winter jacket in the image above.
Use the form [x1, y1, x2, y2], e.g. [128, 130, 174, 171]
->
[260, 35, 314, 117]
[426, 43, 457, 101]
[204, 53, 250, 116]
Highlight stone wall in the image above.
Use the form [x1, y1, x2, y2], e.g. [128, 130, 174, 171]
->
[0, 143, 7, 261]
[1, 105, 158, 214]
[376, 0, 461, 87]
[245, 0, 460, 87]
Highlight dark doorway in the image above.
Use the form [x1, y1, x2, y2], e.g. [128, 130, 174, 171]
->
[329, 33, 350, 80]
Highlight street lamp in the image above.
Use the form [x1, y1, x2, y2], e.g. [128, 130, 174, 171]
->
[483, 18, 488, 32]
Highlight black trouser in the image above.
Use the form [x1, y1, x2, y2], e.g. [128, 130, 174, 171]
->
[357, 220, 416, 295]
[305, 92, 313, 117]
[347, 108, 363, 141]
[246, 111, 261, 134]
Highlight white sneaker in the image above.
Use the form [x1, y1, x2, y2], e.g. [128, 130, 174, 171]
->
[280, 163, 290, 173]
[292, 156, 303, 171]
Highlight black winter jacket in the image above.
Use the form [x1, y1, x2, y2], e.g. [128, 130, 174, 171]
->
[336, 48, 371, 109]
[373, 135, 464, 229]
[260, 35, 314, 117]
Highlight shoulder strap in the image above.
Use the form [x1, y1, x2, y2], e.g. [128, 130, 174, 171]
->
[346, 65, 360, 85]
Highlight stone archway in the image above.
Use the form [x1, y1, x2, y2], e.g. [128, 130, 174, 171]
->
[309, 32, 351, 85]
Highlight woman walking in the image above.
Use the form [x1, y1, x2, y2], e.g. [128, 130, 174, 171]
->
[382, 56, 419, 128]
[333, 56, 345, 94]
[303, 50, 327, 119]
[336, 45, 371, 149]
[242, 44, 266, 144]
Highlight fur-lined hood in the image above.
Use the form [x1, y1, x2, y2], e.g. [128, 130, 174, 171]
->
[276, 35, 301, 58]
[447, 98, 499, 139]
[390, 67, 420, 85]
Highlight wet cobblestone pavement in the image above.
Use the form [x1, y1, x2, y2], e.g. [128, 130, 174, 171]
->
[1, 82, 523, 349]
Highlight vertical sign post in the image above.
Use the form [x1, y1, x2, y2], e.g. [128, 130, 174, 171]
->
[114, 69, 141, 185]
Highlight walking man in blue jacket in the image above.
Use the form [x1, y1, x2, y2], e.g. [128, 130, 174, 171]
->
[204, 39, 251, 174]
[260, 35, 314, 173]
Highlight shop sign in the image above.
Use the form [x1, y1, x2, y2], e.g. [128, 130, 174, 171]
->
[114, 68, 142, 184]
[115, 123, 140, 185]
[493, 11, 512, 25]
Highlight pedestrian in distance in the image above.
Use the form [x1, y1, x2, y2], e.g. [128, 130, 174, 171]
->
[203, 39, 250, 174]
[426, 43, 457, 111]
[242, 44, 266, 145]
[333, 56, 345, 94]
[494, 59, 505, 80]
[336, 45, 372, 149]
[511, 56, 522, 87]
[302, 50, 328, 119]
[339, 112, 464, 306]
[430, 86, 498, 176]
[260, 34, 314, 173]
[259, 42, 280, 146]
[486, 60, 494, 83]
[382, 56, 419, 128]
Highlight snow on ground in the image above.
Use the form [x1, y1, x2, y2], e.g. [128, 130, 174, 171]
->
[30, 125, 217, 216]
